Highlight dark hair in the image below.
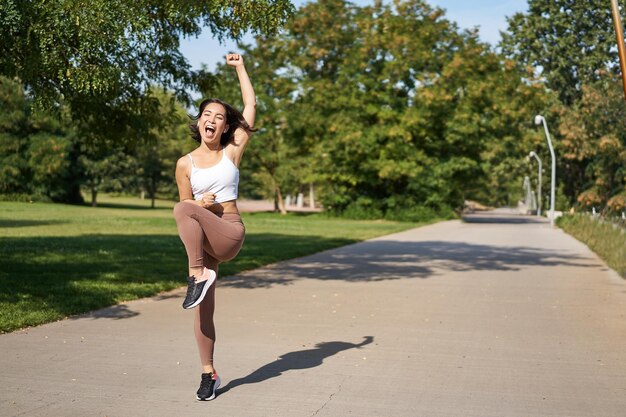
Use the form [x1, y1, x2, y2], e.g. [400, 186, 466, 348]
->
[188, 98, 256, 145]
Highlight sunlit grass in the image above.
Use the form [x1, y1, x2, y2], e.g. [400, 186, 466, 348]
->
[558, 214, 626, 278]
[0, 198, 423, 332]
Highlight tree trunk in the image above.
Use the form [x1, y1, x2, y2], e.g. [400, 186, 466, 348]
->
[274, 181, 287, 215]
[150, 176, 156, 209]
[309, 183, 315, 208]
[91, 187, 97, 207]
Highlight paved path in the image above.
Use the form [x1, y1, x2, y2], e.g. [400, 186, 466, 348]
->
[2, 210, 626, 417]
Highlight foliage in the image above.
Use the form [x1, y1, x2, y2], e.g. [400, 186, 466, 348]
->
[576, 187, 603, 209]
[0, 76, 194, 204]
[0, 76, 82, 203]
[501, 0, 624, 105]
[223, 0, 552, 216]
[557, 75, 626, 205]
[607, 192, 626, 214]
[77, 90, 196, 206]
[502, 1, 626, 210]
[202, 46, 302, 211]
[0, 0, 294, 145]
[131, 89, 195, 204]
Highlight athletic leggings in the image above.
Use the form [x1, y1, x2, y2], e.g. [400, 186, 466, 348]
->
[173, 201, 245, 270]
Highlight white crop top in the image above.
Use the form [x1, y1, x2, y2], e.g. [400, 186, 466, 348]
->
[188, 151, 239, 203]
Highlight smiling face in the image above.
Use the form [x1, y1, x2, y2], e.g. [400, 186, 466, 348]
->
[198, 102, 229, 145]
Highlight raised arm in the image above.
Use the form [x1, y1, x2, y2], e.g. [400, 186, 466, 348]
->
[226, 53, 256, 129]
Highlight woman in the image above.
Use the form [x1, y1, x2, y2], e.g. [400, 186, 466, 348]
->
[173, 53, 256, 401]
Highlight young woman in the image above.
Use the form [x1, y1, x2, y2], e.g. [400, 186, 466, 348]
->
[173, 53, 256, 401]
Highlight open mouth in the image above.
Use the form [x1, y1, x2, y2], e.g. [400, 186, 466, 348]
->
[205, 125, 216, 135]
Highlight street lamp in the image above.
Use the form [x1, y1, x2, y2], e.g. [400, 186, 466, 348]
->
[528, 151, 542, 216]
[534, 115, 556, 226]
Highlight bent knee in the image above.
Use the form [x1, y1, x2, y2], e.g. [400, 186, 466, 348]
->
[173, 201, 195, 219]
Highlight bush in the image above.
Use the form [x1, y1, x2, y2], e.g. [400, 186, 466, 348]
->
[341, 197, 383, 220]
[0, 193, 50, 203]
[577, 187, 603, 209]
[607, 192, 626, 215]
[383, 195, 455, 222]
[384, 205, 454, 222]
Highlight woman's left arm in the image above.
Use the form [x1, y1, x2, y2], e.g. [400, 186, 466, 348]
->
[226, 54, 256, 165]
[235, 62, 256, 129]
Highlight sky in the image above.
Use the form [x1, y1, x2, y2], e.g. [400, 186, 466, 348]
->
[179, 0, 530, 71]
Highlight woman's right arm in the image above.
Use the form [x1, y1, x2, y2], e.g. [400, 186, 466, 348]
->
[176, 156, 200, 204]
[175, 156, 216, 208]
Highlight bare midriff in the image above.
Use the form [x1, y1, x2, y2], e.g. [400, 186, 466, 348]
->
[209, 200, 239, 216]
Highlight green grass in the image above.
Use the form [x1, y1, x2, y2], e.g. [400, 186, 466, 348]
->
[557, 214, 626, 278]
[0, 197, 422, 333]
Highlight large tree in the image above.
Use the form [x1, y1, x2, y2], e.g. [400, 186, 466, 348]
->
[0, 76, 81, 202]
[502, 0, 626, 209]
[501, 0, 624, 105]
[558, 74, 626, 205]
[0, 0, 294, 143]
[216, 0, 551, 218]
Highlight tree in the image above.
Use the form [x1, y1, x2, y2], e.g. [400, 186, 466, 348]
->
[0, 76, 81, 202]
[501, 0, 626, 209]
[558, 74, 626, 205]
[77, 89, 194, 207]
[78, 145, 134, 206]
[0, 77, 30, 196]
[133, 89, 195, 207]
[225, 0, 552, 218]
[501, 0, 623, 105]
[0, 0, 294, 144]
[203, 37, 304, 214]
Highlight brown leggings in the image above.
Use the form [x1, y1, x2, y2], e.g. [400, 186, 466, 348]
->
[173, 201, 244, 372]
[173, 201, 245, 270]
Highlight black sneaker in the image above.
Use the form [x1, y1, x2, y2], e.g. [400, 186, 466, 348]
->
[196, 372, 221, 401]
[182, 270, 215, 309]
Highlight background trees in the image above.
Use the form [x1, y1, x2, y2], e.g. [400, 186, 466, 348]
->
[0, 76, 81, 202]
[0, 0, 293, 204]
[0, 75, 193, 205]
[501, 0, 622, 106]
[0, 1, 293, 124]
[2, 0, 624, 217]
[503, 0, 626, 212]
[205, 0, 550, 218]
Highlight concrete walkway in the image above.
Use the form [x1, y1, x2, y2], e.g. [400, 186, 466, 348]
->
[2, 210, 626, 417]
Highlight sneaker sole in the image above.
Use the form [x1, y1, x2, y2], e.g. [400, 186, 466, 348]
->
[184, 270, 217, 309]
[196, 375, 221, 401]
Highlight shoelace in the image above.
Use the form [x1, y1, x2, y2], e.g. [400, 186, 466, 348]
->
[199, 374, 215, 393]
[185, 276, 198, 297]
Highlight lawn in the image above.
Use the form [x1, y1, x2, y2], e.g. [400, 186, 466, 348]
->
[0, 197, 421, 332]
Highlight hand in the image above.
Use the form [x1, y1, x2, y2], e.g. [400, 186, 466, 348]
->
[200, 193, 217, 208]
[226, 53, 244, 67]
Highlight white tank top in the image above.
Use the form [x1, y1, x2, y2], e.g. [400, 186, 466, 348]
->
[188, 150, 239, 203]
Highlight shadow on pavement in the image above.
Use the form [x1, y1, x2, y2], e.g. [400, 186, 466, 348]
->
[221, 240, 598, 288]
[218, 336, 373, 396]
[75, 303, 140, 320]
[462, 214, 547, 224]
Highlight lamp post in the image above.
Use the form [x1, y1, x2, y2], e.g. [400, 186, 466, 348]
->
[534, 115, 556, 226]
[528, 151, 542, 216]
